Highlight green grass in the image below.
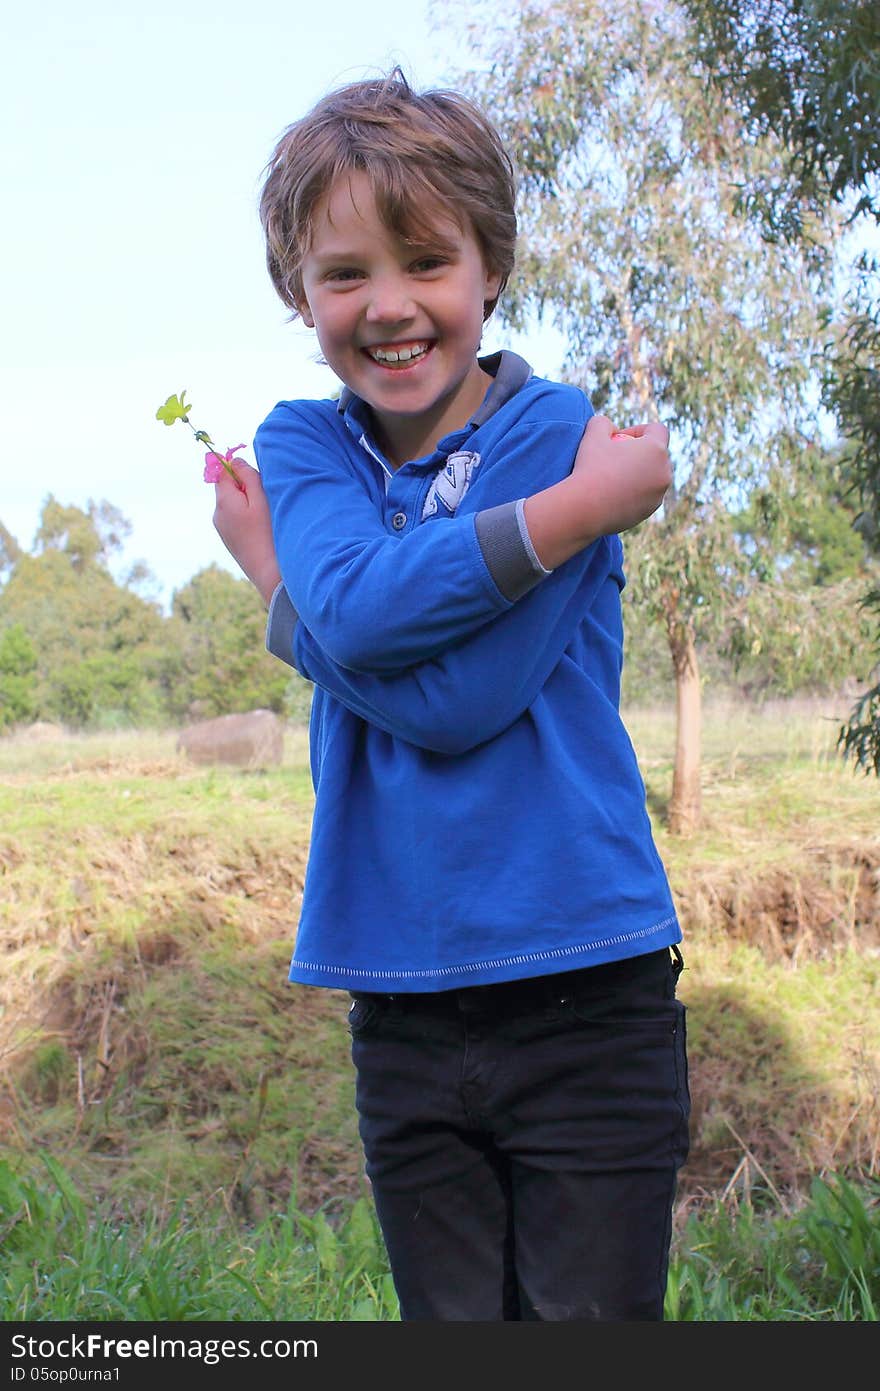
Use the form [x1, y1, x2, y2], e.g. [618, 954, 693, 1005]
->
[628, 695, 877, 874]
[0, 1156, 398, 1321]
[1, 1156, 876, 1320]
[666, 1175, 880, 1321]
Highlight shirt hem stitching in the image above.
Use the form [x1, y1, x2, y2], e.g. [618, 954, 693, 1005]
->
[288, 917, 678, 982]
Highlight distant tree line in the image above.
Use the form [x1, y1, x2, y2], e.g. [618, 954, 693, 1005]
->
[0, 488, 874, 733]
[0, 498, 311, 733]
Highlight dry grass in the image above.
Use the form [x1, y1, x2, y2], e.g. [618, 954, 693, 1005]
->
[1, 699, 878, 1218]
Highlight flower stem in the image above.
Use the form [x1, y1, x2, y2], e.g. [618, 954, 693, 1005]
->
[183, 416, 244, 489]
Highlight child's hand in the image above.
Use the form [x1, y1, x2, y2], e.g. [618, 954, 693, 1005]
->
[571, 414, 671, 536]
[212, 459, 282, 606]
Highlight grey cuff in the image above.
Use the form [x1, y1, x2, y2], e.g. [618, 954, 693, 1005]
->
[266, 582, 299, 665]
[514, 498, 553, 577]
[474, 499, 552, 602]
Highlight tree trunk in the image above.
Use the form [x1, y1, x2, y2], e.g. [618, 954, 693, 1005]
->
[668, 626, 702, 836]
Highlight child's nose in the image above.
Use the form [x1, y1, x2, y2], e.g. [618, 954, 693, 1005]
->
[365, 274, 416, 324]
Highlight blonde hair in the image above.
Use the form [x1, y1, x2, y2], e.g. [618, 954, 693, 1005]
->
[259, 68, 517, 321]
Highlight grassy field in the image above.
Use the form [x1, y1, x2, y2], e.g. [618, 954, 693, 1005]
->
[1, 695, 878, 1319]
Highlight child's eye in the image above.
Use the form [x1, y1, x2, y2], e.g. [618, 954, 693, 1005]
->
[410, 256, 447, 273]
[325, 268, 364, 283]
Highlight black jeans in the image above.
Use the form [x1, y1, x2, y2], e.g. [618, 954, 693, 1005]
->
[348, 946, 690, 1321]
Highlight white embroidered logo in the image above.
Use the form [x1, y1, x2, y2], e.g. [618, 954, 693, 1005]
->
[421, 450, 481, 519]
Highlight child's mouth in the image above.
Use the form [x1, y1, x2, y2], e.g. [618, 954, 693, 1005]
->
[363, 341, 433, 370]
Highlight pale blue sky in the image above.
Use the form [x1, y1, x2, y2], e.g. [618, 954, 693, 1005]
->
[1, 0, 565, 610]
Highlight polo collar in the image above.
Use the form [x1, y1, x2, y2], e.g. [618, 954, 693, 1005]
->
[337, 350, 534, 450]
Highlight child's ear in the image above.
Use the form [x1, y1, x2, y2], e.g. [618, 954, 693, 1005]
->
[485, 268, 503, 300]
[482, 268, 504, 321]
[297, 298, 315, 329]
[483, 266, 503, 312]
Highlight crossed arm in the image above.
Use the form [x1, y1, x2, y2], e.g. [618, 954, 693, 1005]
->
[212, 412, 670, 751]
[266, 538, 614, 753]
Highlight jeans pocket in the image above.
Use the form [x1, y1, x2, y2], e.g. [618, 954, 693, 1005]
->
[564, 950, 677, 1026]
[347, 996, 380, 1036]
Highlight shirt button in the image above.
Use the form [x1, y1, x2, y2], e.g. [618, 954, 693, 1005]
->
[391, 511, 407, 530]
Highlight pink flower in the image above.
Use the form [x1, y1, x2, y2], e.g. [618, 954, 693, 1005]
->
[203, 444, 246, 484]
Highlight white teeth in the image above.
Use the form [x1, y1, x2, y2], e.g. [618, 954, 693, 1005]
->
[370, 342, 429, 364]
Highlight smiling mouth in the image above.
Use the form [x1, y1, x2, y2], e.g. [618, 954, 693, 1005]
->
[363, 340, 433, 368]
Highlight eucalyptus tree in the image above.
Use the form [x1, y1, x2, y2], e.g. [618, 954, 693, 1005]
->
[450, 0, 838, 832]
[682, 0, 880, 772]
[683, 0, 878, 225]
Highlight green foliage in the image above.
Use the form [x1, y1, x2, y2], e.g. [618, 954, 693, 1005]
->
[799, 1173, 880, 1317]
[164, 565, 290, 720]
[0, 542, 167, 728]
[684, 0, 879, 219]
[282, 670, 314, 725]
[48, 652, 165, 729]
[0, 521, 21, 585]
[0, 497, 302, 730]
[449, 0, 872, 827]
[729, 443, 875, 587]
[721, 577, 877, 698]
[665, 1175, 880, 1320]
[0, 1157, 398, 1320]
[838, 644, 880, 776]
[682, 0, 880, 768]
[790, 497, 873, 588]
[34, 496, 131, 572]
[455, 0, 832, 621]
[1, 1155, 875, 1320]
[834, 268, 880, 529]
[831, 269, 880, 773]
[0, 623, 38, 730]
[732, 450, 880, 720]
[28, 1041, 68, 1104]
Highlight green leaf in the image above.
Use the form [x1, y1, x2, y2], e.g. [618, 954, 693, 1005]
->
[312, 1211, 339, 1275]
[155, 391, 190, 426]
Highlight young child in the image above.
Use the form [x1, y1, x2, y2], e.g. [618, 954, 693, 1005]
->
[213, 70, 690, 1322]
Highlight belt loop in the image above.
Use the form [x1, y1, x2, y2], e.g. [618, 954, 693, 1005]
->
[670, 944, 685, 982]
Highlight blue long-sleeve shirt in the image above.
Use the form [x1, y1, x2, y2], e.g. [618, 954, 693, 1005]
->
[255, 351, 680, 991]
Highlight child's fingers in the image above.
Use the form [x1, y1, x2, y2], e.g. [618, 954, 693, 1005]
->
[227, 459, 260, 484]
[228, 457, 254, 484]
[636, 422, 669, 447]
[584, 413, 614, 438]
[216, 459, 261, 500]
[611, 422, 670, 447]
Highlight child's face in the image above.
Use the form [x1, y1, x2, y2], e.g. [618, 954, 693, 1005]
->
[297, 171, 502, 466]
